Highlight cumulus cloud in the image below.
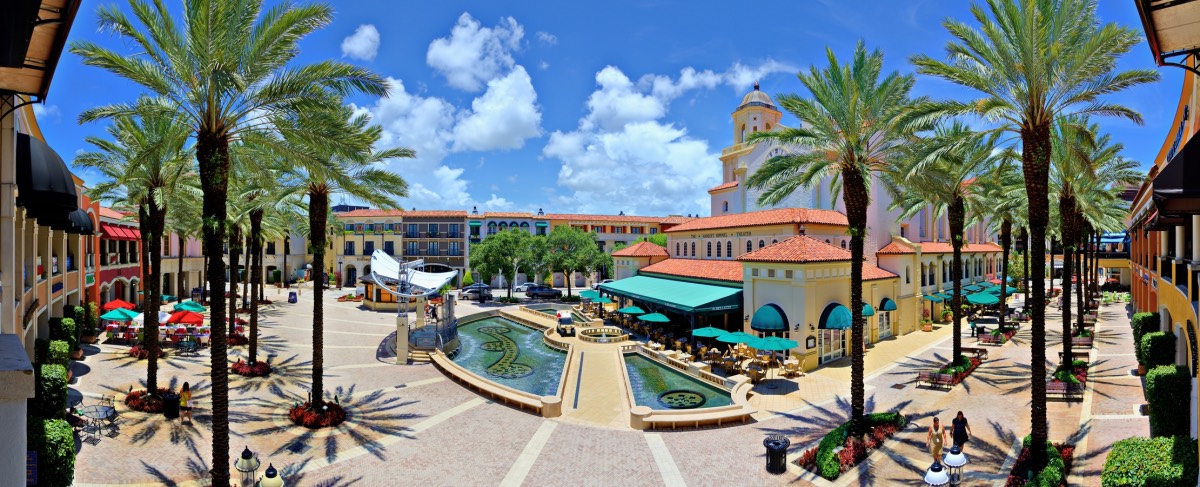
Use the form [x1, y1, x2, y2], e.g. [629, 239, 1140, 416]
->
[535, 31, 557, 45]
[341, 24, 380, 61]
[724, 60, 795, 91]
[452, 66, 542, 151]
[582, 66, 667, 132]
[426, 13, 523, 92]
[32, 104, 60, 120]
[483, 194, 515, 210]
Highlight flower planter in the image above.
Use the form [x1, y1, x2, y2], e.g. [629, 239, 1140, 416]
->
[289, 401, 346, 429]
[70, 348, 83, 360]
[81, 334, 98, 344]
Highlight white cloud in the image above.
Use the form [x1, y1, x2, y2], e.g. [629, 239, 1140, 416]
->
[582, 66, 667, 132]
[483, 194, 515, 210]
[426, 13, 523, 92]
[453, 66, 542, 151]
[32, 104, 60, 120]
[535, 31, 557, 45]
[538, 61, 549, 70]
[724, 60, 794, 91]
[341, 24, 381, 61]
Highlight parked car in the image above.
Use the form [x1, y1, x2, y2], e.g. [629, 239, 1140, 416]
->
[462, 283, 491, 291]
[592, 279, 613, 290]
[461, 287, 493, 301]
[513, 282, 536, 292]
[525, 285, 563, 299]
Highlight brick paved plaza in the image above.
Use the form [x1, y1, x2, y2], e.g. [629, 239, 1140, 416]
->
[68, 285, 1147, 486]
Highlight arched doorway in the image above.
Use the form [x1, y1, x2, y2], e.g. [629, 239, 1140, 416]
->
[818, 303, 851, 364]
[344, 264, 357, 288]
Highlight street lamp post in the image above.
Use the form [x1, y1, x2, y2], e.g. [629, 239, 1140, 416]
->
[923, 461, 950, 486]
[943, 445, 968, 486]
[256, 463, 283, 487]
[233, 446, 260, 487]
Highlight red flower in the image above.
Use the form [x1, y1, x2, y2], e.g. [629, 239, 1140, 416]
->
[288, 401, 346, 429]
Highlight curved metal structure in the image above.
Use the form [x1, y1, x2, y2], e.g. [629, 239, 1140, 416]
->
[366, 250, 460, 360]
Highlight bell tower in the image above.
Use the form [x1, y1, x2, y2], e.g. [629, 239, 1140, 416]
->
[731, 82, 782, 146]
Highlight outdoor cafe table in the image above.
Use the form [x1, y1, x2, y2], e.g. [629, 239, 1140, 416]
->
[77, 405, 114, 440]
[648, 342, 665, 351]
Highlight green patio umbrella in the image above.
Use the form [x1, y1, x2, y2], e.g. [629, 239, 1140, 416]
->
[580, 290, 601, 299]
[99, 308, 139, 321]
[967, 292, 1000, 306]
[986, 286, 1019, 297]
[964, 285, 982, 292]
[174, 301, 207, 312]
[750, 336, 799, 351]
[691, 326, 729, 338]
[638, 312, 670, 323]
[716, 331, 758, 344]
[593, 297, 614, 304]
[979, 281, 994, 288]
[616, 306, 645, 315]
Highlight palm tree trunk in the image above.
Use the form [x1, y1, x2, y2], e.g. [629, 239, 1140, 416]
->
[228, 228, 240, 335]
[842, 169, 869, 431]
[1075, 222, 1085, 332]
[949, 197, 966, 365]
[1022, 227, 1030, 301]
[177, 233, 185, 302]
[140, 201, 162, 395]
[999, 220, 1012, 331]
[308, 189, 329, 403]
[242, 235, 251, 310]
[201, 254, 208, 304]
[249, 209, 263, 364]
[283, 237, 289, 289]
[1059, 195, 1075, 370]
[1024, 123, 1052, 471]
[197, 129, 231, 486]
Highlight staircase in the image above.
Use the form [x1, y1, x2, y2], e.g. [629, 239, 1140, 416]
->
[408, 347, 434, 363]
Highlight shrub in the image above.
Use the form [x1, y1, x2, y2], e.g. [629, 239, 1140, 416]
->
[231, 359, 272, 377]
[1101, 436, 1198, 487]
[46, 340, 69, 367]
[49, 317, 77, 353]
[27, 418, 73, 487]
[33, 364, 68, 418]
[1145, 365, 1191, 437]
[34, 338, 49, 365]
[128, 345, 166, 360]
[816, 423, 850, 480]
[1140, 332, 1176, 367]
[1072, 359, 1089, 369]
[1011, 436, 1069, 487]
[124, 388, 173, 413]
[288, 401, 347, 429]
[560, 295, 581, 303]
[794, 447, 818, 470]
[228, 334, 249, 346]
[1131, 312, 1159, 365]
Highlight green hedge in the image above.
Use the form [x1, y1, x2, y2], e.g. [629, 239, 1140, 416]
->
[1131, 312, 1159, 365]
[34, 338, 48, 365]
[33, 364, 68, 418]
[1022, 435, 1067, 487]
[815, 413, 907, 480]
[1102, 436, 1198, 487]
[48, 317, 77, 353]
[1145, 365, 1191, 437]
[27, 418, 74, 487]
[46, 340, 69, 367]
[1140, 332, 1176, 367]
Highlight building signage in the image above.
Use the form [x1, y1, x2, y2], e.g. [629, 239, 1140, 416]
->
[688, 231, 752, 239]
[1167, 105, 1189, 161]
[806, 336, 817, 349]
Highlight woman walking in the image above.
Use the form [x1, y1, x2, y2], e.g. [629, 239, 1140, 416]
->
[952, 411, 972, 450]
[180, 382, 193, 424]
[927, 417, 947, 462]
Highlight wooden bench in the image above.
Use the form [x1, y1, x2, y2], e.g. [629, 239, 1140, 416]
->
[1059, 350, 1091, 363]
[916, 371, 956, 390]
[1071, 336, 1094, 349]
[1046, 381, 1083, 401]
[979, 335, 1005, 346]
[960, 347, 988, 361]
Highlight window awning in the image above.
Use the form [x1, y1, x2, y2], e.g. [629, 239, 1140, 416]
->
[862, 303, 875, 317]
[535, 222, 548, 227]
[102, 224, 138, 241]
[16, 133, 79, 226]
[879, 297, 897, 311]
[468, 221, 481, 227]
[819, 303, 851, 330]
[1153, 132, 1200, 213]
[750, 303, 787, 332]
[599, 275, 742, 314]
[922, 295, 943, 303]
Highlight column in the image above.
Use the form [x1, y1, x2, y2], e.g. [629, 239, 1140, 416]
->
[395, 312, 409, 365]
[1192, 216, 1200, 262]
[0, 335, 34, 487]
[0, 97, 16, 333]
[1161, 230, 1170, 258]
[1176, 225, 1186, 261]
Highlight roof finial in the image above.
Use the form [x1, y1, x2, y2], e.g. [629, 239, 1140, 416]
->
[753, 81, 760, 91]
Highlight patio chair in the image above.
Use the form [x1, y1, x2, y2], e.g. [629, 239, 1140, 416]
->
[784, 362, 801, 378]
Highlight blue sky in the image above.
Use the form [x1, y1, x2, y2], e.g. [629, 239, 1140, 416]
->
[37, 0, 1180, 217]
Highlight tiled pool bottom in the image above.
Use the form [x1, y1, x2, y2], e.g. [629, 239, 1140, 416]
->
[624, 354, 732, 410]
[452, 316, 567, 397]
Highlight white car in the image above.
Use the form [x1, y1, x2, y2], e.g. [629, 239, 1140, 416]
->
[514, 282, 536, 292]
[593, 279, 613, 290]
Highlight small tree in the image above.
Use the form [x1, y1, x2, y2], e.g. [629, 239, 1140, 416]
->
[470, 229, 529, 298]
[461, 270, 474, 287]
[548, 226, 605, 296]
[647, 233, 668, 247]
[521, 234, 552, 285]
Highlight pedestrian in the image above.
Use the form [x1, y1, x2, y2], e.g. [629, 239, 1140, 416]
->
[431, 305, 438, 321]
[927, 417, 947, 462]
[179, 382, 193, 424]
[952, 411, 972, 450]
[969, 320, 977, 337]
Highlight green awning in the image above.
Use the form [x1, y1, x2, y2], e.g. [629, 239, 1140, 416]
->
[100, 308, 139, 321]
[862, 303, 875, 317]
[936, 293, 954, 301]
[750, 304, 787, 332]
[535, 222, 548, 227]
[580, 290, 601, 299]
[600, 275, 742, 314]
[593, 297, 613, 304]
[879, 298, 897, 311]
[964, 285, 982, 292]
[979, 281, 994, 288]
[819, 303, 852, 330]
[468, 221, 481, 227]
[967, 292, 1000, 306]
[617, 306, 645, 315]
[922, 295, 943, 303]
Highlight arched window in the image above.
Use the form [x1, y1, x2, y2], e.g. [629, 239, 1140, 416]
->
[905, 266, 911, 284]
[758, 240, 765, 249]
[675, 242, 680, 256]
[746, 241, 753, 253]
[716, 241, 722, 257]
[726, 241, 732, 257]
[722, 201, 729, 212]
[707, 242, 712, 257]
[691, 242, 696, 256]
[772, 239, 778, 245]
[840, 240, 847, 249]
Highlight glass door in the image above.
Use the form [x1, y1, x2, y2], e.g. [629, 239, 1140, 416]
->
[820, 329, 844, 363]
[878, 312, 893, 339]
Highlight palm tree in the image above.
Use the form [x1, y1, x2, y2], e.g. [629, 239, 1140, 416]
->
[746, 41, 929, 431]
[76, 101, 191, 396]
[274, 106, 411, 405]
[977, 155, 1026, 332]
[910, 0, 1156, 468]
[886, 122, 997, 364]
[71, 2, 387, 480]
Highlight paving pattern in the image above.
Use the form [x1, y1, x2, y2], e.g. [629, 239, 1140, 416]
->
[68, 286, 1149, 486]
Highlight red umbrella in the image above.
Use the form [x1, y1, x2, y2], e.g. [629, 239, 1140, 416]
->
[988, 278, 1002, 284]
[167, 311, 205, 325]
[103, 299, 136, 311]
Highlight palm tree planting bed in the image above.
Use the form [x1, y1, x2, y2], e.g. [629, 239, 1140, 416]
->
[794, 412, 907, 480]
[289, 401, 346, 429]
[230, 359, 272, 377]
[1004, 438, 1074, 487]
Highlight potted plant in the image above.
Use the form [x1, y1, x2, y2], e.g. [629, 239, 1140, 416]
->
[78, 303, 99, 344]
[921, 319, 933, 332]
[940, 309, 953, 323]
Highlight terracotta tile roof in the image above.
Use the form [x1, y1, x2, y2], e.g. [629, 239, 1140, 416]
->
[482, 211, 532, 218]
[665, 207, 848, 233]
[707, 181, 739, 193]
[542, 213, 670, 224]
[659, 215, 696, 225]
[98, 207, 129, 220]
[335, 209, 467, 218]
[862, 263, 899, 281]
[639, 258, 743, 283]
[612, 241, 668, 257]
[737, 236, 851, 263]
[876, 241, 1002, 254]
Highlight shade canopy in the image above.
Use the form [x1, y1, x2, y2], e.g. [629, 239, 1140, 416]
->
[99, 308, 139, 321]
[936, 293, 954, 301]
[616, 306, 645, 315]
[986, 286, 1019, 297]
[600, 275, 741, 314]
[16, 134, 79, 228]
[133, 310, 172, 324]
[103, 299, 136, 311]
[967, 293, 1000, 306]
[580, 290, 601, 299]
[638, 312, 671, 323]
[861, 303, 875, 317]
[167, 310, 205, 325]
[978, 281, 994, 288]
[988, 278, 1002, 284]
[879, 297, 897, 311]
[964, 285, 982, 292]
[1153, 113, 1200, 213]
[750, 304, 787, 332]
[750, 336, 799, 351]
[368, 250, 458, 297]
[716, 331, 759, 344]
[174, 301, 207, 312]
[922, 294, 944, 303]
[691, 326, 729, 338]
[1099, 232, 1128, 245]
[819, 303, 852, 330]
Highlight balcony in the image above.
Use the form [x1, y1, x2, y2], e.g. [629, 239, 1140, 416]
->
[447, 232, 460, 239]
[427, 250, 439, 256]
[444, 251, 462, 257]
[426, 232, 440, 238]
[404, 251, 419, 256]
[405, 232, 419, 239]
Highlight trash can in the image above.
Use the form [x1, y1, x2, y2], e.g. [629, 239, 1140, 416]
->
[764, 435, 790, 474]
[191, 288, 202, 303]
[161, 393, 180, 420]
[288, 292, 298, 304]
